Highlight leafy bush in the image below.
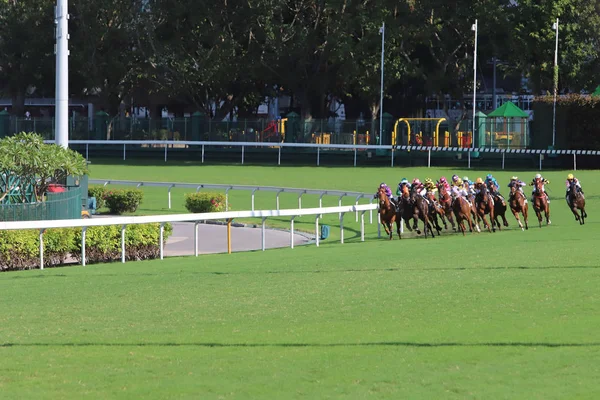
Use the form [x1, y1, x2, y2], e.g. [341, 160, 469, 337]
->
[104, 189, 144, 214]
[0, 223, 172, 271]
[88, 186, 108, 210]
[184, 192, 226, 213]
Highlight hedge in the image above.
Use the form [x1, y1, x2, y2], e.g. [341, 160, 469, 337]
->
[0, 223, 172, 272]
[87, 187, 144, 214]
[184, 192, 227, 213]
[88, 186, 108, 210]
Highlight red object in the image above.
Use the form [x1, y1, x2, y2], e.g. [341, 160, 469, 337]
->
[47, 184, 66, 193]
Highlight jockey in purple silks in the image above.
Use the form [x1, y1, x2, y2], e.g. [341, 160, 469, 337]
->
[375, 182, 398, 208]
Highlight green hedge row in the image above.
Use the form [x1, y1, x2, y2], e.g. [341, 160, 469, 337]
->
[88, 187, 144, 214]
[0, 223, 172, 272]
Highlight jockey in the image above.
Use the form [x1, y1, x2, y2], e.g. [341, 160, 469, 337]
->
[376, 182, 398, 208]
[412, 178, 427, 197]
[565, 174, 583, 205]
[462, 176, 475, 196]
[396, 178, 411, 196]
[438, 176, 451, 193]
[485, 173, 505, 205]
[507, 176, 526, 199]
[450, 175, 467, 198]
[474, 177, 484, 195]
[530, 173, 550, 203]
[424, 178, 437, 194]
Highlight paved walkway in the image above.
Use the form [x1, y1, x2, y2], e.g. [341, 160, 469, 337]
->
[165, 222, 312, 256]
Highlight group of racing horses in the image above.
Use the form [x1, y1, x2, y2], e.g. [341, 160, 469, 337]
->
[377, 176, 587, 240]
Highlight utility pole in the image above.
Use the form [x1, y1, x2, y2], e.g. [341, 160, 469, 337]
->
[55, 0, 69, 148]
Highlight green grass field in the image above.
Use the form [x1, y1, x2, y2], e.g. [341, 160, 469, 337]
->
[1, 161, 599, 399]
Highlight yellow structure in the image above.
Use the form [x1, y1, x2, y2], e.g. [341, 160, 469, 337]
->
[393, 118, 447, 146]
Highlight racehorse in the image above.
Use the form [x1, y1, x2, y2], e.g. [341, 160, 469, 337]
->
[567, 179, 587, 225]
[410, 187, 435, 238]
[509, 185, 529, 231]
[436, 182, 456, 231]
[377, 188, 401, 239]
[532, 178, 551, 227]
[425, 190, 445, 234]
[475, 183, 496, 232]
[491, 193, 509, 229]
[452, 195, 477, 236]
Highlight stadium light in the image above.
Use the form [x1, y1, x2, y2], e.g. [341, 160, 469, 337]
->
[55, 0, 69, 148]
[471, 20, 478, 153]
[552, 18, 559, 148]
[379, 23, 385, 144]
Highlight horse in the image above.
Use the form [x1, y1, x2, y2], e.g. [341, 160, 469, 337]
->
[489, 187, 509, 229]
[567, 180, 587, 225]
[396, 185, 415, 238]
[425, 190, 445, 234]
[377, 188, 401, 239]
[532, 178, 551, 227]
[436, 182, 456, 231]
[410, 187, 435, 238]
[452, 195, 477, 236]
[474, 183, 496, 233]
[508, 185, 529, 231]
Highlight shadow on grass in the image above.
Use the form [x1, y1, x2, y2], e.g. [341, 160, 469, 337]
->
[2, 341, 600, 348]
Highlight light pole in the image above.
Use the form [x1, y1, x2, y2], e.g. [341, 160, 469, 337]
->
[552, 18, 559, 148]
[55, 0, 69, 148]
[471, 20, 478, 151]
[379, 23, 385, 143]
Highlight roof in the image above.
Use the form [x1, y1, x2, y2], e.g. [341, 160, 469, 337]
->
[487, 101, 529, 118]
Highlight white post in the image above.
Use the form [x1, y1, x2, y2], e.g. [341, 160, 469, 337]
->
[502, 151, 505, 169]
[121, 225, 126, 263]
[428, 149, 431, 167]
[573, 153, 577, 171]
[353, 149, 357, 167]
[360, 211, 365, 242]
[370, 198, 373, 224]
[168, 184, 175, 209]
[202, 144, 205, 163]
[225, 187, 231, 211]
[278, 147, 281, 165]
[82, 227, 86, 266]
[123, 144, 126, 160]
[290, 217, 295, 249]
[276, 189, 283, 210]
[164, 145, 167, 162]
[379, 22, 385, 140]
[251, 188, 258, 211]
[315, 216, 320, 247]
[39, 229, 45, 270]
[261, 217, 266, 251]
[471, 20, 478, 153]
[55, 0, 69, 148]
[194, 222, 199, 257]
[340, 213, 345, 244]
[468, 150, 471, 169]
[86, 143, 89, 160]
[298, 192, 303, 209]
[338, 194, 344, 218]
[539, 154, 542, 171]
[319, 192, 326, 218]
[160, 223, 165, 260]
[241, 145, 245, 164]
[552, 18, 559, 148]
[317, 147, 320, 166]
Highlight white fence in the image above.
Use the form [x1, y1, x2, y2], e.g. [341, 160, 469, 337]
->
[47, 140, 600, 169]
[90, 179, 375, 222]
[0, 203, 379, 270]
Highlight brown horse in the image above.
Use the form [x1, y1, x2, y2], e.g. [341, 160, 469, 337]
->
[489, 188, 509, 229]
[567, 180, 587, 225]
[426, 190, 445, 234]
[377, 188, 401, 239]
[532, 178, 551, 227]
[475, 183, 496, 232]
[410, 188, 435, 238]
[452, 195, 477, 236]
[436, 183, 456, 231]
[509, 186, 529, 231]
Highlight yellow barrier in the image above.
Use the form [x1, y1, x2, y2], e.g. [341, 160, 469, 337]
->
[393, 118, 446, 147]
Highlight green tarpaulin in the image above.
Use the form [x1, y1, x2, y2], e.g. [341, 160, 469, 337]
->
[487, 101, 529, 118]
[592, 85, 600, 97]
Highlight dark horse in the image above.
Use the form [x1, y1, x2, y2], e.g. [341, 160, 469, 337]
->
[436, 182, 456, 231]
[475, 183, 496, 232]
[410, 187, 435, 238]
[396, 185, 415, 238]
[567, 180, 587, 225]
[377, 188, 401, 239]
[425, 190, 445, 234]
[452, 195, 477, 236]
[532, 178, 551, 227]
[489, 187, 509, 229]
[509, 186, 529, 231]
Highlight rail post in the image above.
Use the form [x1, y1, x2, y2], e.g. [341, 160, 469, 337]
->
[315, 216, 320, 247]
[39, 229, 45, 270]
[121, 225, 126, 263]
[81, 227, 87, 266]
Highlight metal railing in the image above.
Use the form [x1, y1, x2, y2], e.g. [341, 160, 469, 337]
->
[62, 140, 600, 170]
[0, 203, 379, 270]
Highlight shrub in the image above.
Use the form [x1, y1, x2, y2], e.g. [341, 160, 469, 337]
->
[184, 192, 226, 213]
[0, 223, 172, 271]
[104, 189, 144, 214]
[88, 186, 108, 210]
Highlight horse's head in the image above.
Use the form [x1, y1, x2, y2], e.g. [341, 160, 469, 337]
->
[510, 185, 517, 194]
[535, 178, 543, 190]
[570, 179, 577, 192]
[377, 188, 390, 207]
[402, 185, 410, 198]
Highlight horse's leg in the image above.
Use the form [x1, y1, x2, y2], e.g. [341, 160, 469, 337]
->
[511, 208, 524, 231]
[489, 206, 496, 232]
[546, 203, 551, 225]
[412, 210, 421, 234]
[534, 204, 543, 228]
[395, 218, 402, 239]
[480, 212, 492, 233]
